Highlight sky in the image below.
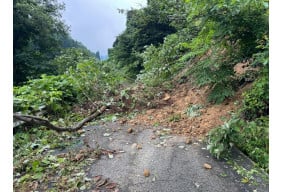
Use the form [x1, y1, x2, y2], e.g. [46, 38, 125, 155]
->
[61, 0, 147, 57]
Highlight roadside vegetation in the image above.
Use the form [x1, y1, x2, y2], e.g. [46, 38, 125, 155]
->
[13, 0, 269, 190]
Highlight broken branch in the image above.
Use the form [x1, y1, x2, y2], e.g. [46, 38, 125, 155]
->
[13, 105, 107, 132]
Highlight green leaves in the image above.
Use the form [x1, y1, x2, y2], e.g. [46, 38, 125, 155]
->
[185, 104, 203, 118]
[137, 32, 189, 86]
[14, 74, 76, 114]
[207, 115, 269, 171]
[207, 117, 240, 159]
[183, 0, 268, 104]
[13, 126, 101, 191]
[241, 70, 269, 120]
[14, 0, 68, 84]
[50, 47, 96, 75]
[108, 0, 178, 77]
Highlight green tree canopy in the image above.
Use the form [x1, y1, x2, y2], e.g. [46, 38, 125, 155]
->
[14, 0, 68, 84]
[108, 0, 177, 77]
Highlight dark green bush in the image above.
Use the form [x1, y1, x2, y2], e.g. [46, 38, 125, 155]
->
[241, 74, 269, 120]
[234, 117, 269, 170]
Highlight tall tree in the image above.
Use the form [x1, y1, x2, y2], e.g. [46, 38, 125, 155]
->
[14, 0, 68, 84]
[108, 0, 177, 77]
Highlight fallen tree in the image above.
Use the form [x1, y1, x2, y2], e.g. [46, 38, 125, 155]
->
[13, 105, 107, 132]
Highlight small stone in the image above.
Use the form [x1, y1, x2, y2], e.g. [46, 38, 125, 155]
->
[127, 128, 133, 133]
[150, 135, 156, 140]
[162, 93, 171, 101]
[131, 143, 137, 149]
[178, 145, 185, 149]
[143, 169, 150, 177]
[136, 144, 142, 150]
[77, 129, 85, 134]
[120, 119, 127, 124]
[103, 133, 111, 137]
[194, 182, 200, 188]
[186, 138, 192, 144]
[204, 163, 212, 169]
[108, 153, 114, 159]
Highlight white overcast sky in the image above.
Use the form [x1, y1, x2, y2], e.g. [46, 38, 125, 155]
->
[61, 0, 147, 56]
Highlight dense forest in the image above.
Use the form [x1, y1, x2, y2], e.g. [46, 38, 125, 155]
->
[13, 0, 269, 191]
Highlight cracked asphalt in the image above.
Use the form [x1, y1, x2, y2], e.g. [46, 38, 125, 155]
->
[83, 122, 268, 192]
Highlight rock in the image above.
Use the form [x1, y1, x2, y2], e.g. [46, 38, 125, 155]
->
[204, 163, 212, 169]
[131, 143, 137, 149]
[186, 138, 192, 144]
[162, 93, 171, 101]
[127, 128, 133, 133]
[119, 119, 127, 124]
[74, 153, 84, 161]
[194, 182, 200, 188]
[143, 169, 150, 177]
[136, 144, 142, 150]
[150, 135, 156, 140]
[103, 133, 111, 137]
[77, 129, 85, 134]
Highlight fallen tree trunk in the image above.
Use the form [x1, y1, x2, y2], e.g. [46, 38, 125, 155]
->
[13, 105, 107, 132]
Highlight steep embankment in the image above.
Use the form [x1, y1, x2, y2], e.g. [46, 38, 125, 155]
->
[122, 62, 254, 139]
[126, 81, 249, 138]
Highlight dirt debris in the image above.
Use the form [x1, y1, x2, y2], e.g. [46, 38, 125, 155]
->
[126, 81, 250, 138]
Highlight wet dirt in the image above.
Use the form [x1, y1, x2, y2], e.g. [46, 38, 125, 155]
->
[125, 81, 251, 138]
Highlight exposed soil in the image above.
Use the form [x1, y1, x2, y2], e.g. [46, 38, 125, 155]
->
[125, 81, 251, 139]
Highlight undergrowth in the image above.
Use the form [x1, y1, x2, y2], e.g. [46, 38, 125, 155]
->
[207, 39, 269, 171]
[13, 127, 100, 191]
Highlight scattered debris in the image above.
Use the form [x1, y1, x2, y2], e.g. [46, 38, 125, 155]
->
[96, 178, 108, 187]
[105, 182, 117, 189]
[93, 175, 102, 183]
[128, 81, 242, 137]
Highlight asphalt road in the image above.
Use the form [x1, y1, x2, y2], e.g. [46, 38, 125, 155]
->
[83, 122, 268, 192]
